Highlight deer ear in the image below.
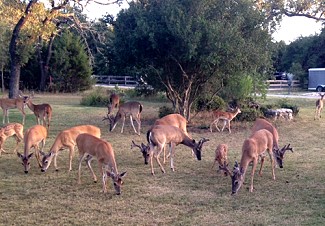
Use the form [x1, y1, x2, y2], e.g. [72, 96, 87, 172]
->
[120, 171, 127, 178]
[17, 152, 23, 158]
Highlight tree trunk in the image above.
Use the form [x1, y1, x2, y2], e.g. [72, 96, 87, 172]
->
[8, 0, 37, 98]
[40, 34, 54, 91]
[1, 64, 4, 93]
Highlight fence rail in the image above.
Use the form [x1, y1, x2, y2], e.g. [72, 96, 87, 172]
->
[93, 75, 138, 86]
[267, 80, 300, 91]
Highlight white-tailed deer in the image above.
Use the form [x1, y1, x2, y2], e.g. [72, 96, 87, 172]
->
[40, 125, 101, 172]
[220, 129, 275, 194]
[153, 113, 191, 163]
[76, 133, 126, 195]
[107, 93, 120, 114]
[17, 125, 47, 174]
[210, 107, 241, 133]
[314, 93, 325, 120]
[131, 140, 150, 165]
[211, 143, 229, 176]
[0, 92, 30, 125]
[251, 117, 293, 169]
[0, 123, 24, 155]
[25, 94, 52, 131]
[103, 101, 142, 135]
[147, 125, 209, 175]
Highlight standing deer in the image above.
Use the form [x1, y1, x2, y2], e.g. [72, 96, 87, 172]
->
[210, 107, 241, 133]
[211, 143, 229, 176]
[314, 93, 325, 120]
[251, 117, 293, 170]
[147, 125, 209, 175]
[76, 133, 127, 195]
[103, 101, 142, 135]
[220, 129, 275, 194]
[0, 92, 30, 125]
[17, 125, 47, 174]
[0, 123, 24, 155]
[107, 93, 120, 114]
[40, 125, 101, 172]
[25, 94, 52, 131]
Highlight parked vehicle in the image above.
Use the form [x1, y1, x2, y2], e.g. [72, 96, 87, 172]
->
[308, 68, 325, 92]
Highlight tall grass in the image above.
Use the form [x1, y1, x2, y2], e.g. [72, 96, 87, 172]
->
[0, 93, 324, 225]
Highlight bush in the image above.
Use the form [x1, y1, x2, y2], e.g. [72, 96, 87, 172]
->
[158, 106, 174, 118]
[237, 108, 263, 122]
[80, 88, 109, 107]
[194, 95, 226, 112]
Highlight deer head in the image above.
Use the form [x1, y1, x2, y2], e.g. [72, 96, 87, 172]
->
[106, 170, 127, 195]
[193, 138, 209, 160]
[131, 140, 150, 165]
[273, 144, 293, 168]
[230, 161, 245, 195]
[17, 152, 34, 174]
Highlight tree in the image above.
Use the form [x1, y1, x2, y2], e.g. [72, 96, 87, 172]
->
[114, 0, 273, 120]
[49, 30, 93, 92]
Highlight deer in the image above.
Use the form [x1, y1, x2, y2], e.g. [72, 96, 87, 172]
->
[103, 101, 142, 135]
[17, 125, 47, 174]
[76, 133, 127, 195]
[211, 143, 229, 176]
[220, 129, 276, 194]
[147, 125, 209, 175]
[251, 117, 293, 171]
[210, 107, 241, 133]
[0, 123, 24, 155]
[25, 93, 52, 131]
[40, 125, 101, 172]
[314, 93, 325, 120]
[107, 93, 120, 114]
[0, 91, 30, 125]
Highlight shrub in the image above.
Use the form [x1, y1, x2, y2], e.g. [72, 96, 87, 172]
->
[193, 95, 226, 112]
[237, 108, 263, 122]
[158, 106, 174, 118]
[80, 88, 109, 107]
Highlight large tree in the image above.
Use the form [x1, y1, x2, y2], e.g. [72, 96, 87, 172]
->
[114, 0, 273, 120]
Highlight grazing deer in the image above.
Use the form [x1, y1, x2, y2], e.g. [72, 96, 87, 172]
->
[25, 93, 52, 131]
[0, 92, 30, 125]
[147, 125, 209, 175]
[210, 107, 241, 133]
[40, 125, 101, 172]
[17, 125, 47, 174]
[103, 101, 142, 135]
[0, 123, 24, 155]
[251, 117, 293, 170]
[153, 113, 191, 163]
[220, 129, 275, 194]
[314, 93, 325, 120]
[76, 134, 126, 195]
[107, 93, 120, 114]
[211, 143, 229, 176]
[131, 140, 150, 165]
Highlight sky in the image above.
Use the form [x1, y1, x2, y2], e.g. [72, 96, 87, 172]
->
[83, 2, 323, 44]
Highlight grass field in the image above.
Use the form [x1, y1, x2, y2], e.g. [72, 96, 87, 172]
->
[0, 92, 324, 225]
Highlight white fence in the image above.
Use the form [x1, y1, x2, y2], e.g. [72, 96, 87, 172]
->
[267, 80, 300, 91]
[93, 75, 138, 86]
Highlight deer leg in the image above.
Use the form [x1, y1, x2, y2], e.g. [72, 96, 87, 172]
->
[268, 151, 276, 180]
[68, 146, 74, 171]
[155, 145, 166, 174]
[78, 153, 86, 184]
[169, 143, 176, 172]
[258, 155, 265, 176]
[250, 159, 258, 192]
[85, 155, 97, 183]
[5, 109, 9, 123]
[227, 120, 231, 134]
[135, 116, 141, 136]
[221, 120, 227, 132]
[150, 149, 155, 175]
[129, 115, 137, 134]
[100, 164, 108, 193]
[120, 115, 126, 133]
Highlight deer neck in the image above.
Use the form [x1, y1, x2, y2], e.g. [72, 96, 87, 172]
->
[181, 136, 195, 149]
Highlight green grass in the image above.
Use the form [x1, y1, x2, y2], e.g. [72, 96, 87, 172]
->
[0, 93, 324, 225]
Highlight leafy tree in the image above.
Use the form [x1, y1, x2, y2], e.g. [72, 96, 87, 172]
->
[49, 30, 93, 92]
[114, 0, 273, 120]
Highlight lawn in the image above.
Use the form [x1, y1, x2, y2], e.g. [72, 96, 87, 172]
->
[0, 92, 324, 225]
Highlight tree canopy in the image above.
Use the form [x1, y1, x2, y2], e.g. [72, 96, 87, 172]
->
[114, 0, 273, 120]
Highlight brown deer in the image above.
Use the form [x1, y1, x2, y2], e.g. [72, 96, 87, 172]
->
[25, 93, 52, 131]
[251, 117, 293, 170]
[210, 107, 241, 133]
[107, 93, 120, 114]
[314, 93, 325, 120]
[0, 123, 24, 155]
[211, 143, 229, 176]
[76, 133, 127, 195]
[17, 125, 47, 174]
[103, 101, 142, 135]
[147, 125, 209, 175]
[40, 125, 101, 172]
[220, 129, 275, 194]
[0, 92, 30, 125]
